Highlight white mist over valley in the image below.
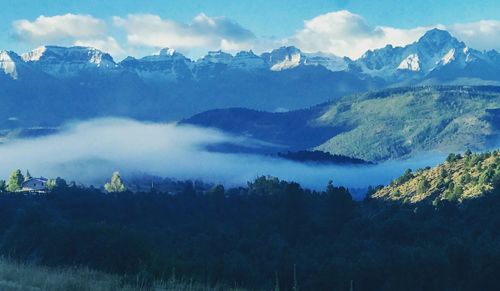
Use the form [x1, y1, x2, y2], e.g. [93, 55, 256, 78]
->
[0, 118, 446, 192]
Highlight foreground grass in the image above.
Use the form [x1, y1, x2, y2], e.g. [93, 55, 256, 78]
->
[0, 259, 245, 291]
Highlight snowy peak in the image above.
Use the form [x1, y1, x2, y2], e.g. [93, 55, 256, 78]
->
[354, 28, 499, 79]
[22, 46, 116, 66]
[21, 46, 117, 77]
[199, 50, 234, 64]
[0, 50, 22, 79]
[231, 50, 267, 69]
[302, 52, 350, 72]
[398, 54, 421, 71]
[119, 48, 193, 82]
[416, 29, 463, 53]
[2, 28, 499, 84]
[263, 46, 303, 71]
[158, 48, 176, 57]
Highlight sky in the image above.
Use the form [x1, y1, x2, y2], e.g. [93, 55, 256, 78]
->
[1, 0, 499, 60]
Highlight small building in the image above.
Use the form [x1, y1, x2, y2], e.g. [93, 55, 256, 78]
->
[21, 177, 48, 193]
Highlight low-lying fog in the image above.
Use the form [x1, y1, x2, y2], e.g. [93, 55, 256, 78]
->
[0, 118, 446, 193]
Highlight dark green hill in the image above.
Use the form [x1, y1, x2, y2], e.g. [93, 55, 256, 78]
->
[183, 86, 500, 161]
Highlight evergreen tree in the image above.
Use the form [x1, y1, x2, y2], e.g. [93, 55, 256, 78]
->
[0, 180, 6, 193]
[46, 177, 68, 191]
[7, 169, 24, 192]
[417, 178, 430, 194]
[104, 172, 126, 193]
[24, 170, 32, 182]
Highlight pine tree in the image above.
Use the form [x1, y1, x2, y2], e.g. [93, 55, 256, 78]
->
[104, 172, 126, 193]
[24, 170, 32, 182]
[0, 180, 6, 193]
[7, 169, 24, 192]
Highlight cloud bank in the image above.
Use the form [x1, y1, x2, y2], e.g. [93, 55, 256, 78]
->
[12, 13, 125, 57]
[0, 119, 445, 194]
[290, 10, 436, 59]
[113, 13, 261, 55]
[11, 11, 500, 60]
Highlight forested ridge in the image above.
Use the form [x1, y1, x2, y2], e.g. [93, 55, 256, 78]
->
[0, 150, 498, 290]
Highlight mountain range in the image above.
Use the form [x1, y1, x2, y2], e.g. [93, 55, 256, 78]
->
[1, 28, 500, 130]
[2, 29, 500, 162]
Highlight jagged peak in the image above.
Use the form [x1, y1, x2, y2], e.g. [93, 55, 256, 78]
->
[198, 50, 233, 64]
[417, 28, 462, 49]
[22, 45, 116, 66]
[158, 48, 176, 56]
[0, 50, 21, 79]
[234, 50, 259, 58]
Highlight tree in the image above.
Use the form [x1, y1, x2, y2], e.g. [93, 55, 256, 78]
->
[104, 172, 126, 193]
[0, 180, 6, 193]
[24, 170, 32, 182]
[7, 169, 24, 192]
[417, 178, 430, 194]
[46, 177, 68, 191]
[324, 181, 354, 231]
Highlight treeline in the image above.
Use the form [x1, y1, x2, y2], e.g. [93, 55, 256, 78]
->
[0, 172, 499, 290]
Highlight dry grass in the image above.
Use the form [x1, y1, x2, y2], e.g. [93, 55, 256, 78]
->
[373, 151, 500, 203]
[0, 259, 246, 291]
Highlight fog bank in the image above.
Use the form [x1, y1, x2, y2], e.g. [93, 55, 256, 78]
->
[0, 118, 446, 191]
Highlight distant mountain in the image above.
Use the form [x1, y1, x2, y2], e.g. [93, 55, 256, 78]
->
[355, 29, 500, 84]
[0, 46, 373, 129]
[183, 86, 500, 161]
[372, 150, 500, 204]
[1, 29, 500, 130]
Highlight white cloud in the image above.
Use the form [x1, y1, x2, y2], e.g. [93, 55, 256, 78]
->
[13, 13, 107, 43]
[74, 36, 126, 58]
[449, 20, 500, 52]
[10, 11, 500, 60]
[113, 13, 261, 55]
[290, 10, 436, 59]
[12, 14, 129, 58]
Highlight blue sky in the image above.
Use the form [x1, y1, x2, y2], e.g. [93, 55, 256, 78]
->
[1, 0, 499, 59]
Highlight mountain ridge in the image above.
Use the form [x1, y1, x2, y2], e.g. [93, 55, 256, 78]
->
[1, 28, 499, 83]
[183, 86, 500, 161]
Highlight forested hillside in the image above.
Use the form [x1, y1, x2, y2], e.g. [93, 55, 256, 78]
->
[373, 150, 500, 203]
[0, 159, 499, 290]
[185, 86, 500, 161]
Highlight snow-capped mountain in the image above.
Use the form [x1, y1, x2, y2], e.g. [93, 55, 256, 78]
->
[261, 46, 349, 72]
[0, 50, 22, 79]
[355, 29, 500, 82]
[120, 48, 193, 81]
[2, 29, 498, 84]
[0, 28, 499, 130]
[21, 45, 118, 78]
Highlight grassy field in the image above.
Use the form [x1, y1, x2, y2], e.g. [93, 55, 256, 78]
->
[0, 259, 245, 291]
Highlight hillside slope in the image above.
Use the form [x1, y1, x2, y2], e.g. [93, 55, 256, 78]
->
[184, 86, 500, 161]
[372, 150, 500, 203]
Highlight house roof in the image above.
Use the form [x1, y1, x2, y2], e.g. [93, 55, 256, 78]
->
[22, 177, 48, 185]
